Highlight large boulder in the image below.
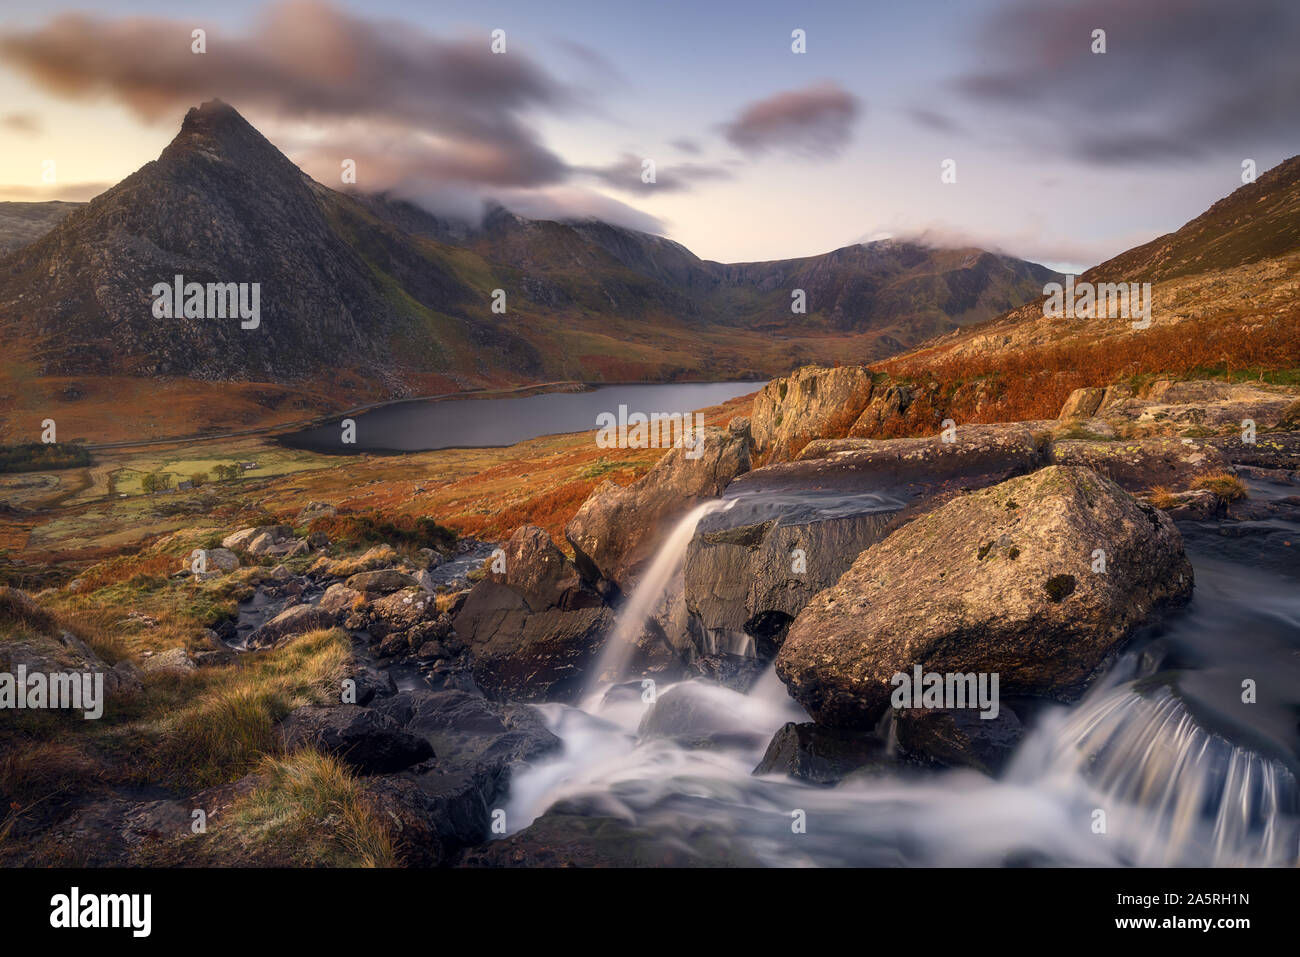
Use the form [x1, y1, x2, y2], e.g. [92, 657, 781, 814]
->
[683, 501, 901, 660]
[565, 423, 751, 590]
[753, 722, 889, 786]
[345, 569, 420, 596]
[750, 365, 876, 461]
[453, 526, 612, 701]
[1050, 437, 1228, 491]
[246, 604, 335, 648]
[776, 466, 1194, 728]
[222, 525, 294, 552]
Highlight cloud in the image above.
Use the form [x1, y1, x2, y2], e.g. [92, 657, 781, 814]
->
[671, 137, 702, 155]
[582, 152, 734, 193]
[1, 112, 42, 135]
[906, 108, 961, 133]
[0, 0, 575, 188]
[0, 181, 112, 201]
[719, 82, 861, 159]
[955, 0, 1300, 164]
[493, 186, 667, 234]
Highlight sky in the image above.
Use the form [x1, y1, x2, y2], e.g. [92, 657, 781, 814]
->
[1, 0, 1297, 273]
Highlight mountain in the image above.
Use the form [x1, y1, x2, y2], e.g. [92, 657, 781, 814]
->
[0, 100, 1058, 401]
[867, 154, 1300, 430]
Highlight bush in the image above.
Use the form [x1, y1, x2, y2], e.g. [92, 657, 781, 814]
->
[0, 443, 91, 474]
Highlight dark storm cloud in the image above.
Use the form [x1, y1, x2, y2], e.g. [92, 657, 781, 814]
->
[0, 0, 575, 188]
[719, 82, 861, 159]
[956, 0, 1300, 163]
[583, 152, 734, 193]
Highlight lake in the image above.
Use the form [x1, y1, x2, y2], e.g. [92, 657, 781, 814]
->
[278, 381, 766, 453]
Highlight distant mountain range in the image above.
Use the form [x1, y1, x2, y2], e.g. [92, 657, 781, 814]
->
[0, 100, 1058, 396]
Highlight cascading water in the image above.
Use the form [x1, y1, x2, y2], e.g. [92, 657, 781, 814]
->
[584, 498, 735, 694]
[501, 479, 1300, 867]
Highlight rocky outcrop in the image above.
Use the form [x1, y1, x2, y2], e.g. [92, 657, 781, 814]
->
[1058, 387, 1106, 420]
[453, 526, 612, 701]
[776, 466, 1194, 728]
[278, 704, 434, 774]
[565, 423, 751, 590]
[346, 569, 421, 596]
[750, 365, 875, 461]
[683, 504, 900, 660]
[246, 604, 335, 648]
[1050, 437, 1228, 491]
[1208, 430, 1300, 470]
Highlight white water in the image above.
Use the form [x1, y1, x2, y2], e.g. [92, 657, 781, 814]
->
[584, 498, 735, 695]
[502, 481, 1300, 867]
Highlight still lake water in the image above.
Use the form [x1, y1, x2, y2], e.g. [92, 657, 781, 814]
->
[279, 381, 765, 453]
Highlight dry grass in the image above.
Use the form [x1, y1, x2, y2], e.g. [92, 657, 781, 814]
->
[1147, 486, 1182, 510]
[878, 313, 1300, 429]
[1191, 471, 1249, 503]
[222, 749, 397, 867]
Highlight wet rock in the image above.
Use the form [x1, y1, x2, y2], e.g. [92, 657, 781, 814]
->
[798, 422, 1045, 476]
[377, 631, 412, 658]
[684, 504, 901, 660]
[278, 704, 433, 774]
[893, 707, 1024, 775]
[368, 587, 436, 638]
[565, 425, 751, 590]
[453, 526, 612, 701]
[776, 466, 1194, 728]
[408, 615, 453, 647]
[753, 722, 890, 786]
[363, 765, 495, 866]
[377, 689, 561, 779]
[692, 653, 769, 693]
[750, 365, 876, 462]
[1050, 437, 1228, 491]
[246, 604, 335, 648]
[637, 682, 770, 749]
[346, 569, 420, 596]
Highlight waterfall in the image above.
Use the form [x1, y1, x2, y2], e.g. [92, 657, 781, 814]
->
[1020, 684, 1300, 866]
[585, 498, 734, 693]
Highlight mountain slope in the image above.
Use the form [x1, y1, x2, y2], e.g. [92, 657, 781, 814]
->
[0, 100, 1058, 405]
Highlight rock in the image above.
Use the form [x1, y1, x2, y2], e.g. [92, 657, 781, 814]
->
[776, 466, 1194, 728]
[408, 615, 452, 646]
[368, 587, 436, 635]
[1058, 387, 1106, 420]
[376, 689, 561, 778]
[1151, 487, 1222, 520]
[566, 425, 751, 589]
[268, 564, 291, 581]
[377, 631, 412, 658]
[296, 501, 336, 525]
[346, 569, 421, 596]
[363, 766, 495, 867]
[848, 382, 914, 437]
[453, 526, 612, 701]
[1050, 437, 1228, 491]
[306, 530, 330, 549]
[246, 604, 335, 648]
[278, 705, 433, 774]
[222, 524, 293, 552]
[682, 499, 898, 660]
[636, 682, 771, 749]
[1208, 430, 1300, 470]
[750, 365, 876, 462]
[893, 707, 1024, 775]
[319, 583, 362, 616]
[753, 722, 889, 786]
[140, 647, 196, 674]
[183, 547, 239, 574]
